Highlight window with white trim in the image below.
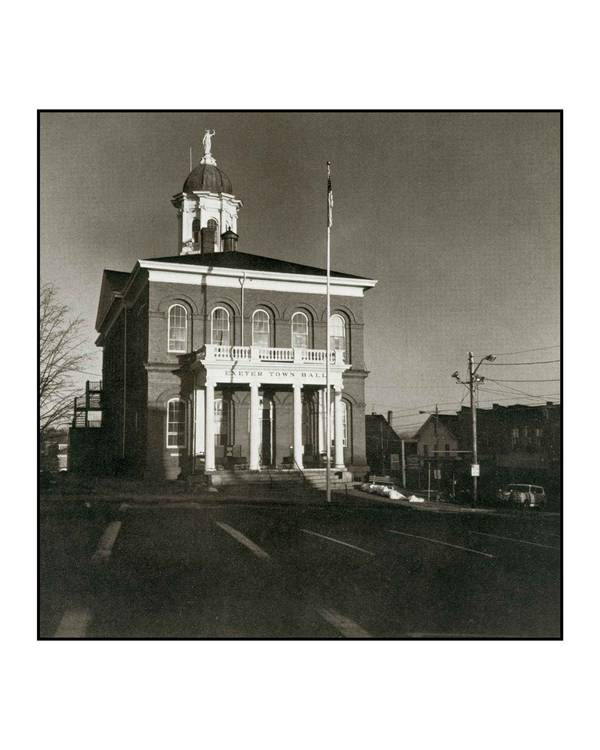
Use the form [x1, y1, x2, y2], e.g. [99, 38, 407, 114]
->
[167, 304, 188, 353]
[252, 309, 270, 347]
[329, 314, 347, 357]
[291, 311, 310, 349]
[166, 398, 186, 448]
[214, 397, 231, 446]
[211, 307, 231, 346]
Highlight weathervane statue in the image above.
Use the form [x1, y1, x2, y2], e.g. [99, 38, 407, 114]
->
[201, 129, 217, 165]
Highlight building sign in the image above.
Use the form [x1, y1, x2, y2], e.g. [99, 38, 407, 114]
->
[471, 463, 480, 477]
[205, 365, 343, 386]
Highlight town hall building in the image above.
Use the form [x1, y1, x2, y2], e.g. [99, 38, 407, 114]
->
[92, 133, 377, 482]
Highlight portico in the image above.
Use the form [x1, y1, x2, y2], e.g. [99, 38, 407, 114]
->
[193, 344, 349, 473]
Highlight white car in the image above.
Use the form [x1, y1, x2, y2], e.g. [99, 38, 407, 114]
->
[497, 483, 547, 509]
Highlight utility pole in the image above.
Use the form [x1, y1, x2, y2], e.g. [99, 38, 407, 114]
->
[468, 351, 478, 505]
[401, 439, 406, 488]
[452, 352, 496, 506]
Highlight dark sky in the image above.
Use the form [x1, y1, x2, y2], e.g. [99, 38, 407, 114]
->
[40, 112, 560, 433]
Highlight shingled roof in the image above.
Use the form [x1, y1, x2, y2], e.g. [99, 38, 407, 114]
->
[144, 250, 373, 281]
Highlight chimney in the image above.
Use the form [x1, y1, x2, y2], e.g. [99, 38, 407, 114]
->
[387, 410, 393, 425]
[221, 229, 239, 253]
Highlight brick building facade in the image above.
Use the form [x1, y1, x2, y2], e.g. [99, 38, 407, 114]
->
[93, 138, 376, 481]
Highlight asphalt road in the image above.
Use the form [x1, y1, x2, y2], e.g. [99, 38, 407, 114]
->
[39, 498, 561, 638]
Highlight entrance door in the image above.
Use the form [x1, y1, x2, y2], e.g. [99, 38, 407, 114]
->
[259, 396, 274, 467]
[302, 393, 318, 466]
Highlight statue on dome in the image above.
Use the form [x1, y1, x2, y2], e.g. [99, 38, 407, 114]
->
[202, 129, 216, 157]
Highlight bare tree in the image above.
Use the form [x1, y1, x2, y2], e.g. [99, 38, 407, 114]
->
[39, 283, 89, 434]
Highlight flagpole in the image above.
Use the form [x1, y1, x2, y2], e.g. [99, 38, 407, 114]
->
[326, 161, 332, 504]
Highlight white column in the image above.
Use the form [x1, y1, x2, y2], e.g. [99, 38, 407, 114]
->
[194, 387, 205, 455]
[205, 381, 215, 472]
[249, 382, 260, 471]
[293, 383, 303, 470]
[334, 386, 345, 470]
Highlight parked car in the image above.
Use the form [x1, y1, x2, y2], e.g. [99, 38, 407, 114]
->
[497, 483, 547, 509]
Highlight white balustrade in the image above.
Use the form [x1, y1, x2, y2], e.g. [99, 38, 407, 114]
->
[231, 346, 250, 360]
[201, 345, 343, 365]
[258, 347, 294, 362]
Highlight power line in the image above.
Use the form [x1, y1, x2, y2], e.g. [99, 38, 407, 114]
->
[483, 359, 560, 366]
[487, 378, 560, 383]
[477, 345, 560, 356]
[486, 378, 559, 400]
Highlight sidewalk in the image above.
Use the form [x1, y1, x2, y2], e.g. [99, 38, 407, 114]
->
[343, 487, 560, 518]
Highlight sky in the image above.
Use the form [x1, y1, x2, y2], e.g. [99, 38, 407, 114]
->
[40, 111, 560, 435]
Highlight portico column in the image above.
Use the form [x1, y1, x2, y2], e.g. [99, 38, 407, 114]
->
[334, 386, 345, 470]
[293, 383, 303, 470]
[205, 381, 215, 472]
[249, 382, 261, 471]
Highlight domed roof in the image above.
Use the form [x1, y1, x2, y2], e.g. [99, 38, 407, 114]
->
[183, 163, 233, 194]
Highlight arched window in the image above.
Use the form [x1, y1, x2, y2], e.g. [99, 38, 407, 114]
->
[168, 304, 188, 353]
[329, 314, 347, 357]
[252, 309, 270, 347]
[192, 217, 200, 244]
[291, 311, 310, 349]
[201, 218, 218, 253]
[211, 307, 230, 346]
[166, 398, 187, 448]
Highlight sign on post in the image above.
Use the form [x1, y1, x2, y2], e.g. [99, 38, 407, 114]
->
[471, 463, 480, 477]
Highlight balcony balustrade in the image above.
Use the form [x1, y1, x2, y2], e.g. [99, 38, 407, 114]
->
[199, 344, 345, 365]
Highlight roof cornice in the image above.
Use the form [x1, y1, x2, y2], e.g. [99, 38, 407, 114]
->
[138, 259, 377, 289]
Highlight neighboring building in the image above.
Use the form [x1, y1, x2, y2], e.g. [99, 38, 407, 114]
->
[415, 413, 460, 459]
[89, 136, 377, 480]
[40, 428, 69, 472]
[479, 402, 560, 494]
[365, 411, 417, 477]
[69, 381, 104, 473]
[376, 401, 560, 498]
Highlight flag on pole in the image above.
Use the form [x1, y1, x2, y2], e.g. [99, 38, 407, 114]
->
[327, 161, 333, 228]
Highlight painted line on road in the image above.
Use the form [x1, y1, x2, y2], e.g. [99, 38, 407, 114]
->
[387, 529, 495, 559]
[91, 520, 122, 563]
[54, 607, 92, 638]
[215, 521, 270, 560]
[468, 530, 560, 551]
[300, 529, 375, 556]
[317, 607, 371, 638]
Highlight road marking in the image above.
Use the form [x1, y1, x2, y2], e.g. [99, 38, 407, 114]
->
[317, 607, 371, 638]
[300, 529, 375, 556]
[468, 530, 560, 550]
[387, 529, 495, 558]
[54, 607, 92, 638]
[91, 520, 122, 563]
[215, 521, 270, 560]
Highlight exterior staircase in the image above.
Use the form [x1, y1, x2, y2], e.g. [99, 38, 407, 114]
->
[187, 467, 353, 495]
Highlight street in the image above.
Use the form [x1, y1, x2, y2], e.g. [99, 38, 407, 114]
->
[40, 497, 561, 638]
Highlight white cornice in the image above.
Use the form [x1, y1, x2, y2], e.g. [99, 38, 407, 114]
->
[139, 259, 377, 293]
